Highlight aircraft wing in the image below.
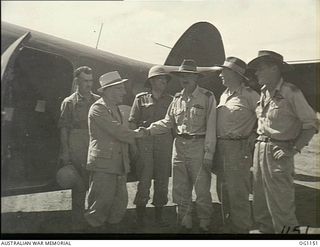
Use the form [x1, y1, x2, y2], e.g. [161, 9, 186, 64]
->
[284, 61, 320, 112]
[246, 60, 320, 112]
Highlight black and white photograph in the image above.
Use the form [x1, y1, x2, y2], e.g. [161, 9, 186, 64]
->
[1, 0, 319, 240]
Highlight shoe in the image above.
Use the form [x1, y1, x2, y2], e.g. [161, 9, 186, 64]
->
[178, 225, 192, 233]
[155, 207, 169, 227]
[199, 219, 211, 233]
[72, 220, 90, 233]
[181, 215, 192, 230]
[86, 225, 106, 233]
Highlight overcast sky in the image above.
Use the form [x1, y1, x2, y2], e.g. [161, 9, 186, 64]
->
[2, 0, 319, 64]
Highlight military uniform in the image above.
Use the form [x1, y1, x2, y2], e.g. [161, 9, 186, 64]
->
[253, 79, 318, 233]
[216, 85, 259, 232]
[129, 92, 173, 207]
[147, 86, 217, 224]
[58, 91, 100, 228]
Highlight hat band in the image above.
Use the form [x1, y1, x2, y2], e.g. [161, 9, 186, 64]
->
[100, 78, 123, 87]
[223, 61, 245, 75]
[179, 65, 197, 72]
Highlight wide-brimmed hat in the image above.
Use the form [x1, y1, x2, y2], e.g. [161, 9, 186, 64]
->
[145, 65, 171, 87]
[97, 71, 128, 93]
[170, 59, 201, 76]
[248, 50, 292, 71]
[213, 57, 248, 80]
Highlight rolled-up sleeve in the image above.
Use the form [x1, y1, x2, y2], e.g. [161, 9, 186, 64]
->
[290, 89, 319, 132]
[204, 94, 217, 160]
[58, 99, 73, 129]
[128, 96, 141, 125]
[148, 100, 175, 135]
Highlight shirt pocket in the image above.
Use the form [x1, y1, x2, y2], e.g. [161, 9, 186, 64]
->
[190, 106, 206, 127]
[267, 99, 290, 120]
[173, 107, 184, 123]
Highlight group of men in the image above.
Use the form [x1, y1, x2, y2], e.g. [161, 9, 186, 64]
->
[58, 50, 318, 234]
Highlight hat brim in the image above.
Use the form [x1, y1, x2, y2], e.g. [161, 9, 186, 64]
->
[97, 79, 128, 93]
[144, 74, 171, 87]
[170, 70, 203, 78]
[248, 55, 292, 71]
[213, 65, 249, 81]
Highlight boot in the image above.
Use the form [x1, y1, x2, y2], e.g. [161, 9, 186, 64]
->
[136, 205, 146, 227]
[155, 207, 169, 227]
[199, 219, 211, 233]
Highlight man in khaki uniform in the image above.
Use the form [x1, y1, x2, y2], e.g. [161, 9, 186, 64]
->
[138, 59, 217, 232]
[58, 66, 100, 231]
[248, 50, 318, 233]
[85, 71, 141, 231]
[128, 66, 173, 227]
[214, 57, 260, 233]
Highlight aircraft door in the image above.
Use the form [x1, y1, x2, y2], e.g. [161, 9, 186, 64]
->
[2, 39, 73, 195]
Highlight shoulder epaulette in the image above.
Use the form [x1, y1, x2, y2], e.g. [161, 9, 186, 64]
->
[285, 82, 299, 92]
[205, 91, 213, 97]
[174, 92, 182, 98]
[92, 93, 100, 100]
[199, 87, 213, 97]
[64, 93, 77, 103]
[136, 92, 149, 98]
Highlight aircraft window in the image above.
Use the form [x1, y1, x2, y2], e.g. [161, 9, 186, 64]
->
[2, 47, 73, 195]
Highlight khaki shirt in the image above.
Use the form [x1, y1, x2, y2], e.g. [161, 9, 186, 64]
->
[217, 85, 260, 139]
[256, 78, 318, 140]
[148, 86, 217, 160]
[128, 92, 173, 127]
[58, 91, 100, 129]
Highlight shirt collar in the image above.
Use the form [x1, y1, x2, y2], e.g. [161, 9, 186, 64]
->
[151, 91, 168, 100]
[182, 85, 200, 99]
[270, 78, 284, 97]
[261, 77, 284, 97]
[76, 90, 94, 101]
[226, 84, 243, 96]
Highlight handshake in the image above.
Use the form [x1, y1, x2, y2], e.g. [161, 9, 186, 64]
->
[133, 127, 150, 138]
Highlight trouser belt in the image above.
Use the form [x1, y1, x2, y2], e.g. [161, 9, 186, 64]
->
[177, 134, 205, 140]
[217, 136, 249, 140]
[256, 135, 293, 143]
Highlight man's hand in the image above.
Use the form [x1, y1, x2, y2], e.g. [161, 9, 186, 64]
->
[133, 128, 144, 138]
[203, 158, 213, 172]
[272, 145, 297, 160]
[246, 132, 257, 154]
[134, 127, 150, 138]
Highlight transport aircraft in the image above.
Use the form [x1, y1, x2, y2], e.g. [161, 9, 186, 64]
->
[1, 21, 319, 234]
[1, 21, 226, 196]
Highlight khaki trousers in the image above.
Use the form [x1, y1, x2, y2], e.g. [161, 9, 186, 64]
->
[85, 172, 128, 227]
[217, 139, 252, 232]
[172, 137, 212, 221]
[69, 129, 89, 228]
[134, 134, 172, 207]
[253, 141, 298, 233]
